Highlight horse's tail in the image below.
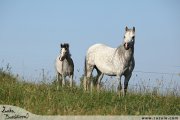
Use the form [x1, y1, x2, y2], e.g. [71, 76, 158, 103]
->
[84, 56, 87, 77]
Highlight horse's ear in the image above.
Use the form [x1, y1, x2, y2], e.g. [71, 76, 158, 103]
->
[133, 27, 135, 32]
[60, 44, 63, 48]
[64, 43, 69, 49]
[67, 44, 69, 48]
[125, 26, 128, 31]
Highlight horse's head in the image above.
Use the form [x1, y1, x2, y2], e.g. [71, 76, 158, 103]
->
[59, 43, 70, 61]
[123, 26, 135, 50]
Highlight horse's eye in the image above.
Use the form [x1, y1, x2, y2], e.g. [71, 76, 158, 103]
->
[132, 36, 135, 40]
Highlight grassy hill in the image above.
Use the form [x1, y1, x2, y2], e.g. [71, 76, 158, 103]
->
[0, 69, 179, 115]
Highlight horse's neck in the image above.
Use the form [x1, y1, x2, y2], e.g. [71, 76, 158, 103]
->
[118, 45, 134, 62]
[63, 56, 72, 64]
[126, 47, 134, 59]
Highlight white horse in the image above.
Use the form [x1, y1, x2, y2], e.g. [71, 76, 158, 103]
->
[55, 43, 74, 90]
[84, 26, 135, 95]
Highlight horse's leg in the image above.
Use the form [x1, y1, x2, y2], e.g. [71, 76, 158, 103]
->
[62, 75, 65, 87]
[83, 76, 87, 91]
[56, 72, 59, 90]
[86, 65, 94, 91]
[117, 75, 123, 96]
[69, 74, 73, 87]
[124, 73, 132, 95]
[97, 73, 104, 91]
[57, 73, 62, 90]
[96, 69, 104, 91]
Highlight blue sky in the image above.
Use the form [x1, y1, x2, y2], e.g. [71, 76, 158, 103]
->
[0, 0, 180, 84]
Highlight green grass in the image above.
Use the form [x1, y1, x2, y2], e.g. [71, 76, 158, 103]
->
[0, 69, 180, 115]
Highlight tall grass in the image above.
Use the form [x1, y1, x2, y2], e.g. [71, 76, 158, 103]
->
[0, 68, 179, 115]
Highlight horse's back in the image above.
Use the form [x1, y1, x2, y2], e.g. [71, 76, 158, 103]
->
[87, 43, 115, 61]
[88, 43, 112, 50]
[87, 43, 115, 55]
[86, 44, 119, 75]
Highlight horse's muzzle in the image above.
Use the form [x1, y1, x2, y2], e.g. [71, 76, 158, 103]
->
[124, 43, 130, 50]
[124, 42, 134, 50]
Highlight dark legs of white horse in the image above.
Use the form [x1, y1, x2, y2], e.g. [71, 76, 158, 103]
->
[96, 69, 104, 91]
[124, 73, 132, 95]
[97, 73, 104, 91]
[117, 73, 132, 95]
[118, 75, 129, 96]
